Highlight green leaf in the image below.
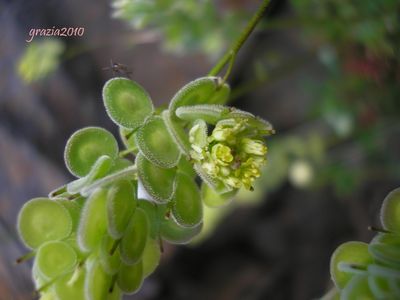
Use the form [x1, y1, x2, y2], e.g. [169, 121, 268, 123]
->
[169, 77, 230, 119]
[171, 172, 203, 228]
[106, 179, 136, 239]
[64, 127, 118, 177]
[54, 268, 86, 300]
[103, 77, 154, 129]
[330, 241, 373, 290]
[120, 207, 149, 265]
[117, 261, 143, 294]
[176, 104, 274, 135]
[66, 155, 113, 194]
[142, 238, 161, 278]
[77, 189, 108, 252]
[341, 275, 374, 300]
[369, 243, 400, 268]
[160, 217, 202, 244]
[176, 104, 230, 124]
[201, 183, 237, 208]
[17, 198, 72, 249]
[119, 127, 138, 152]
[137, 199, 161, 239]
[137, 153, 177, 203]
[380, 188, 400, 233]
[36, 241, 77, 279]
[177, 156, 196, 179]
[99, 234, 121, 275]
[85, 257, 112, 300]
[162, 110, 191, 155]
[136, 115, 181, 168]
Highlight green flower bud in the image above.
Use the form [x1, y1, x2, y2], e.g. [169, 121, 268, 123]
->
[241, 138, 267, 156]
[189, 120, 208, 149]
[201, 161, 219, 177]
[211, 144, 233, 166]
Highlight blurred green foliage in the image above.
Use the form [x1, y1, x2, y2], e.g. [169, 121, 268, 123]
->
[17, 39, 64, 83]
[292, 0, 400, 58]
[112, 0, 252, 57]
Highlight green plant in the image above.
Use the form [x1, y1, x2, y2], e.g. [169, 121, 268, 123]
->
[16, 1, 273, 299]
[328, 187, 400, 299]
[17, 39, 64, 83]
[111, 0, 257, 57]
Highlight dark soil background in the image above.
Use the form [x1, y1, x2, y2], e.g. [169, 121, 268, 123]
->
[1, 0, 399, 299]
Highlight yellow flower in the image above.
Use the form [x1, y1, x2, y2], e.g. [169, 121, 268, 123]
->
[189, 118, 270, 191]
[211, 144, 233, 166]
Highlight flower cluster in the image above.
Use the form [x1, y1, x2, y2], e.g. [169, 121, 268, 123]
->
[189, 118, 268, 191]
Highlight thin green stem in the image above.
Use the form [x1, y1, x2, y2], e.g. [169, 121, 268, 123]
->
[109, 239, 121, 255]
[81, 165, 137, 196]
[16, 251, 35, 264]
[119, 147, 137, 158]
[49, 185, 67, 198]
[368, 226, 396, 235]
[208, 0, 271, 78]
[230, 54, 312, 101]
[222, 51, 236, 83]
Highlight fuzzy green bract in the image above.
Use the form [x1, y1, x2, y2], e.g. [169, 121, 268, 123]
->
[106, 180, 137, 239]
[161, 218, 203, 245]
[117, 261, 143, 294]
[77, 189, 108, 252]
[137, 153, 177, 203]
[103, 77, 154, 129]
[16, 75, 272, 299]
[64, 127, 118, 177]
[142, 238, 161, 278]
[380, 188, 400, 233]
[36, 241, 77, 279]
[120, 207, 149, 265]
[18, 198, 72, 249]
[171, 172, 203, 228]
[169, 76, 230, 120]
[136, 115, 181, 168]
[330, 241, 373, 289]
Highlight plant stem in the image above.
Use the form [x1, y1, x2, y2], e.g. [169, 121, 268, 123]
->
[208, 0, 271, 78]
[81, 165, 137, 196]
[119, 147, 137, 158]
[16, 251, 35, 264]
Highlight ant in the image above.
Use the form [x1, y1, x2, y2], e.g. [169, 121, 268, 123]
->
[103, 59, 133, 78]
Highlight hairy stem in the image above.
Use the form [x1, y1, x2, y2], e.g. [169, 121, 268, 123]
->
[81, 165, 137, 196]
[208, 0, 271, 78]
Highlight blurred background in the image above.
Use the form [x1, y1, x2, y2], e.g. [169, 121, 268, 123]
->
[1, 0, 400, 299]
